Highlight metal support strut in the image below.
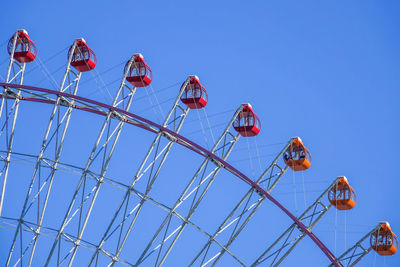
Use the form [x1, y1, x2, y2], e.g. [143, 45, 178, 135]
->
[251, 177, 345, 266]
[190, 139, 292, 266]
[87, 77, 192, 265]
[330, 224, 381, 267]
[0, 30, 27, 216]
[6, 39, 82, 267]
[44, 55, 139, 266]
[134, 105, 243, 266]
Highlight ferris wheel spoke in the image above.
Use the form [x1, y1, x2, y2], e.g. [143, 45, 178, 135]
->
[5, 39, 88, 266]
[134, 106, 243, 267]
[24, 80, 82, 266]
[100, 86, 192, 265]
[65, 119, 128, 266]
[0, 30, 27, 217]
[251, 177, 346, 266]
[194, 139, 292, 266]
[331, 224, 380, 267]
[139, 104, 263, 266]
[0, 96, 22, 216]
[86, 77, 192, 266]
[44, 55, 140, 266]
[204, 195, 264, 267]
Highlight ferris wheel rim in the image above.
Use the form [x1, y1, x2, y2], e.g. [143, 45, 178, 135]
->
[0, 82, 341, 266]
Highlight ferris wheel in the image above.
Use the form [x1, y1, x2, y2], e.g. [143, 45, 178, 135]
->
[0, 29, 397, 266]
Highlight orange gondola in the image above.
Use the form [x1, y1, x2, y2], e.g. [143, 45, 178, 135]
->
[371, 222, 398, 256]
[283, 137, 311, 171]
[328, 176, 356, 210]
[7, 29, 37, 63]
[125, 54, 152, 87]
[180, 75, 208, 109]
[233, 103, 261, 137]
[68, 38, 96, 72]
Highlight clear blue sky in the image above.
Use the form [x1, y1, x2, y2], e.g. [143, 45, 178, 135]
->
[1, 1, 399, 266]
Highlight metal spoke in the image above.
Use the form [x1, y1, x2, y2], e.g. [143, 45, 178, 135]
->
[190, 139, 291, 266]
[134, 105, 243, 266]
[251, 178, 342, 266]
[44, 56, 138, 266]
[87, 78, 191, 265]
[331, 224, 380, 267]
[6, 40, 82, 266]
[0, 30, 27, 216]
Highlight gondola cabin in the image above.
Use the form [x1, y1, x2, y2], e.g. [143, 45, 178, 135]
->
[233, 104, 261, 137]
[180, 75, 208, 109]
[371, 222, 398, 256]
[7, 29, 37, 63]
[125, 54, 152, 87]
[283, 137, 311, 171]
[68, 38, 96, 72]
[328, 176, 356, 210]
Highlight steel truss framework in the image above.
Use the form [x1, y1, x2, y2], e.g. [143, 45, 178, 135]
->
[0, 82, 342, 266]
[330, 224, 381, 267]
[189, 140, 291, 266]
[133, 105, 242, 267]
[0, 31, 27, 216]
[44, 55, 142, 266]
[0, 150, 254, 266]
[251, 177, 342, 266]
[86, 78, 192, 267]
[3, 40, 84, 267]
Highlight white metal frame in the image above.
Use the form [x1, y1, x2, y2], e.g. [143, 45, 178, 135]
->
[5, 39, 83, 266]
[0, 30, 28, 216]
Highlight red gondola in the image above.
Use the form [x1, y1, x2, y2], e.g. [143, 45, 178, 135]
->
[328, 176, 356, 210]
[233, 104, 261, 137]
[180, 75, 208, 109]
[7, 29, 37, 63]
[68, 38, 96, 72]
[371, 222, 398, 256]
[125, 54, 152, 87]
[283, 137, 312, 171]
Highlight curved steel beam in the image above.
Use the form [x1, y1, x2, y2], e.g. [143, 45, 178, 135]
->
[0, 82, 341, 267]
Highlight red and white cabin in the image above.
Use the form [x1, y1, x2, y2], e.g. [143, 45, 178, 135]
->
[68, 38, 96, 72]
[7, 29, 37, 63]
[180, 75, 208, 109]
[233, 103, 261, 137]
[125, 54, 152, 87]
